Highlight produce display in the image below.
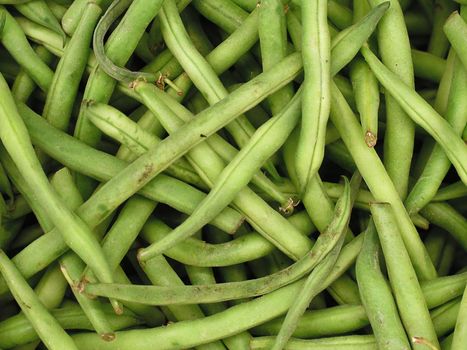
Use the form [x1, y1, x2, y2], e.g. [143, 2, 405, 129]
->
[0, 0, 466, 349]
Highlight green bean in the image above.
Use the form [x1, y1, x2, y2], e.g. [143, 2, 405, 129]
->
[428, 0, 456, 57]
[15, 0, 66, 42]
[43, 1, 102, 132]
[92, 0, 161, 83]
[433, 182, 467, 202]
[437, 238, 456, 276]
[412, 49, 447, 83]
[404, 11, 431, 35]
[0, 219, 24, 250]
[0, 8, 53, 91]
[329, 80, 436, 280]
[420, 202, 467, 251]
[12, 45, 54, 103]
[251, 305, 369, 338]
[19, 103, 242, 233]
[0, 105, 241, 296]
[47, 0, 67, 19]
[327, 0, 353, 29]
[140, 213, 312, 267]
[295, 0, 330, 192]
[140, 255, 227, 350]
[349, 59, 380, 147]
[0, 250, 78, 350]
[371, 203, 439, 349]
[361, 45, 467, 186]
[192, 0, 247, 33]
[431, 298, 461, 337]
[250, 335, 377, 350]
[356, 221, 410, 349]
[258, 0, 295, 115]
[137, 88, 304, 260]
[0, 303, 142, 349]
[451, 283, 467, 349]
[425, 229, 448, 269]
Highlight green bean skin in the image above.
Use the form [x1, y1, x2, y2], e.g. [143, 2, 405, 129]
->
[356, 222, 410, 349]
[295, 0, 330, 192]
[371, 203, 439, 349]
[0, 250, 79, 350]
[451, 284, 467, 349]
[412, 49, 447, 82]
[192, 0, 247, 34]
[362, 46, 467, 185]
[427, 0, 456, 58]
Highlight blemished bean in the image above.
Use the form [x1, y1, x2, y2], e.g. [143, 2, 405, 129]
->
[371, 203, 439, 349]
[0, 250, 79, 350]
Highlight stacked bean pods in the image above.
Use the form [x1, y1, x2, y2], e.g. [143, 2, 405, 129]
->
[0, 0, 466, 349]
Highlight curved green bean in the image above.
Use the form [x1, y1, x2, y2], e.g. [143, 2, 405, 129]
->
[295, 0, 330, 192]
[87, 181, 352, 304]
[251, 335, 377, 350]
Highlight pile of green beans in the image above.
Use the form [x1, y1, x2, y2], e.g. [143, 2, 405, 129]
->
[0, 0, 465, 349]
